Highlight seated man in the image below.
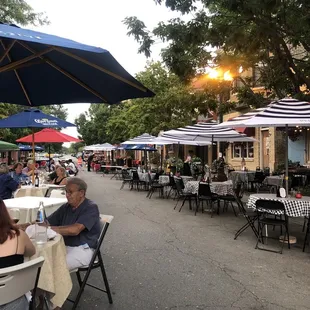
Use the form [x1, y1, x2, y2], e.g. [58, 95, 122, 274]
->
[47, 177, 100, 270]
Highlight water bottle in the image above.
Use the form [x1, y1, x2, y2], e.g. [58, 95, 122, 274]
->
[35, 201, 47, 245]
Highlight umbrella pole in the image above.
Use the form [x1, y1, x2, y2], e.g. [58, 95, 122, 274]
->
[31, 128, 35, 184]
[285, 124, 289, 196]
[144, 149, 147, 172]
[48, 144, 51, 172]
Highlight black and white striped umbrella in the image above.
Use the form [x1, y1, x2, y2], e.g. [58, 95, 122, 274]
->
[152, 134, 212, 146]
[217, 98, 310, 195]
[122, 133, 157, 145]
[218, 98, 310, 127]
[163, 122, 256, 142]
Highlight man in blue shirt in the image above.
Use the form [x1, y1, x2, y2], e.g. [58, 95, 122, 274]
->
[47, 177, 101, 270]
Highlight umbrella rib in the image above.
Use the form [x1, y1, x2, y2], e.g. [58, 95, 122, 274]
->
[18, 41, 109, 103]
[0, 41, 32, 106]
[0, 39, 16, 64]
[53, 46, 148, 92]
[0, 46, 54, 73]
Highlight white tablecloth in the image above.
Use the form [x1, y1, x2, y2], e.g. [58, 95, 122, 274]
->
[264, 176, 283, 187]
[247, 193, 310, 217]
[14, 184, 65, 198]
[31, 235, 72, 307]
[4, 196, 67, 223]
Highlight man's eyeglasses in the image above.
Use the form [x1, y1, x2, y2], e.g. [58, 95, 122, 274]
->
[65, 189, 82, 195]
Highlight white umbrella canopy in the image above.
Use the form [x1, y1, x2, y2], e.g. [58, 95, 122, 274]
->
[152, 136, 212, 146]
[122, 133, 157, 145]
[84, 144, 100, 151]
[94, 143, 116, 151]
[216, 98, 310, 195]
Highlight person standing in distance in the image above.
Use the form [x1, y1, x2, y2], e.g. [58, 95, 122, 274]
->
[87, 152, 94, 172]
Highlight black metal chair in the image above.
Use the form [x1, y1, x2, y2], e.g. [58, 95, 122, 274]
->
[174, 177, 197, 212]
[167, 175, 177, 199]
[68, 214, 113, 309]
[196, 182, 219, 217]
[255, 199, 290, 254]
[131, 170, 147, 191]
[120, 169, 133, 190]
[147, 173, 165, 199]
[218, 182, 244, 216]
[249, 171, 266, 192]
[234, 195, 259, 240]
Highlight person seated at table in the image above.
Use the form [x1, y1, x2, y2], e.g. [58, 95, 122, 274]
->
[22, 160, 37, 177]
[51, 166, 67, 186]
[0, 164, 20, 199]
[46, 178, 100, 271]
[67, 159, 77, 175]
[0, 200, 36, 309]
[10, 162, 29, 184]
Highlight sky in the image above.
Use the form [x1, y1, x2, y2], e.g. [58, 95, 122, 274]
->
[26, 0, 179, 145]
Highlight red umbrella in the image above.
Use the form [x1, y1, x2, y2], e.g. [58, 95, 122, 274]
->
[17, 128, 82, 171]
[16, 128, 82, 143]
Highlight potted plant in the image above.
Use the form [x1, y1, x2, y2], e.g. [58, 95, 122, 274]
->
[149, 152, 160, 170]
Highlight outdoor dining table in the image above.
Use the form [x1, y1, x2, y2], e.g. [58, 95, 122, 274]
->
[30, 234, 72, 307]
[263, 175, 284, 187]
[184, 180, 234, 196]
[4, 196, 67, 223]
[180, 176, 194, 185]
[229, 171, 255, 185]
[159, 175, 170, 185]
[14, 184, 65, 198]
[138, 172, 155, 183]
[247, 193, 310, 217]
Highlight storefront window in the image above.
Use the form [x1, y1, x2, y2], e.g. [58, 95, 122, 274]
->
[231, 142, 254, 159]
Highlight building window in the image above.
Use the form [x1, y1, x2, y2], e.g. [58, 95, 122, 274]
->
[231, 142, 254, 159]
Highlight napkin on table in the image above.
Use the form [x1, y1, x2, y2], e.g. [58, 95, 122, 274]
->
[25, 224, 57, 240]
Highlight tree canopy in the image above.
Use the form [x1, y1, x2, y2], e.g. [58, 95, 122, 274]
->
[75, 61, 220, 145]
[124, 0, 310, 104]
[0, 0, 48, 25]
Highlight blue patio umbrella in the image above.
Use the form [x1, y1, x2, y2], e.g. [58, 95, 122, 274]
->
[0, 109, 76, 128]
[0, 23, 155, 106]
[18, 144, 44, 151]
[0, 108, 75, 181]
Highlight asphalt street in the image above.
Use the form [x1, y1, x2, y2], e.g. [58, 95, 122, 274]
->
[63, 170, 310, 310]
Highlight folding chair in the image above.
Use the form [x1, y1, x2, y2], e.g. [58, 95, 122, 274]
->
[196, 182, 219, 217]
[69, 214, 114, 309]
[0, 256, 44, 310]
[146, 173, 165, 199]
[174, 177, 197, 212]
[234, 196, 259, 240]
[255, 200, 290, 254]
[120, 169, 133, 190]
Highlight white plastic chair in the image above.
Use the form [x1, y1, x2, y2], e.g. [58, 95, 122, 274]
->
[0, 256, 44, 309]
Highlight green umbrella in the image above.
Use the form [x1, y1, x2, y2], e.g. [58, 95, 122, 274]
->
[0, 141, 19, 151]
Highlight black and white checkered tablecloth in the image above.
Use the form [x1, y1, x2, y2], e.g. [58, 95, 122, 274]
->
[247, 193, 310, 217]
[158, 175, 170, 185]
[184, 181, 234, 196]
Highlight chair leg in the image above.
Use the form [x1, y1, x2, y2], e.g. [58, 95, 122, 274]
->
[76, 271, 83, 287]
[230, 202, 237, 217]
[98, 253, 113, 304]
[179, 197, 187, 212]
[174, 197, 180, 210]
[303, 219, 310, 252]
[72, 268, 92, 310]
